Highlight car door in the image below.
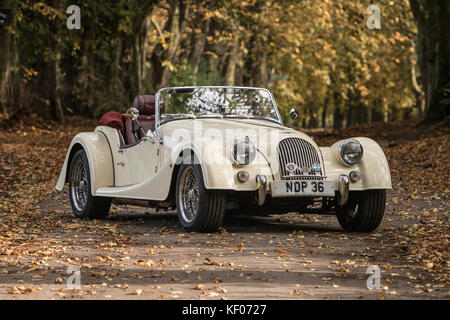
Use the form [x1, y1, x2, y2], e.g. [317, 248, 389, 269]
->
[115, 138, 160, 187]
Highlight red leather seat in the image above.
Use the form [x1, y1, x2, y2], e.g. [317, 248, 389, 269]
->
[99, 111, 127, 145]
[124, 95, 156, 146]
[99, 111, 124, 131]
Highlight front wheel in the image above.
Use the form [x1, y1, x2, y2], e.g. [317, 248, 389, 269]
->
[68, 149, 111, 219]
[175, 161, 226, 233]
[336, 189, 386, 232]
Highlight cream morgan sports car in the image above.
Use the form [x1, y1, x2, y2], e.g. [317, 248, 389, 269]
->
[56, 86, 392, 233]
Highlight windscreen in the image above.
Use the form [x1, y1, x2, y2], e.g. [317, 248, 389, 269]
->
[159, 87, 280, 123]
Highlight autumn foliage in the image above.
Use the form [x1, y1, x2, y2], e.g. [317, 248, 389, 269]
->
[1, 0, 443, 128]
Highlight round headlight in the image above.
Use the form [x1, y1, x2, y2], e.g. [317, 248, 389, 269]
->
[231, 138, 256, 166]
[339, 139, 363, 165]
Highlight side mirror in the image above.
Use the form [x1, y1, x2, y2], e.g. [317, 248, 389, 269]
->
[288, 108, 298, 128]
[289, 108, 298, 121]
[126, 107, 139, 120]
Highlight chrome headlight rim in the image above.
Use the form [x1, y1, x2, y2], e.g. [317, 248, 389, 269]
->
[339, 139, 364, 166]
[231, 138, 256, 166]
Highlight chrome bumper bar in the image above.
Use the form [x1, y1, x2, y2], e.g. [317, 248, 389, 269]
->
[256, 175, 267, 206]
[336, 174, 349, 206]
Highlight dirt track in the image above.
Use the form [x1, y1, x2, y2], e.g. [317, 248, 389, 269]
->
[0, 187, 447, 300]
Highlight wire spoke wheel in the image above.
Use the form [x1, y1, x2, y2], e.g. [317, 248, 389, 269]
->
[68, 149, 111, 219]
[178, 167, 200, 223]
[70, 158, 89, 211]
[175, 160, 225, 232]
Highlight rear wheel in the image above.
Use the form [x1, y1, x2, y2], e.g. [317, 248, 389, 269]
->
[336, 189, 386, 232]
[175, 160, 225, 233]
[68, 149, 111, 219]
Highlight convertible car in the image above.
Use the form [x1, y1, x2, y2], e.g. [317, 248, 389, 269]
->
[56, 86, 391, 233]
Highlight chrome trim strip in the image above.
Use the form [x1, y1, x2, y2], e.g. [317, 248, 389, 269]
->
[281, 175, 327, 179]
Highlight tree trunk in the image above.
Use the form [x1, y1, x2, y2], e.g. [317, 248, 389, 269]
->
[322, 95, 329, 128]
[410, 40, 426, 116]
[190, 18, 210, 84]
[54, 43, 65, 123]
[0, 0, 17, 115]
[131, 16, 151, 95]
[346, 104, 354, 127]
[410, 0, 450, 123]
[0, 25, 11, 114]
[367, 105, 373, 124]
[160, 0, 190, 88]
[49, 0, 64, 122]
[110, 36, 125, 102]
[308, 105, 318, 128]
[225, 27, 240, 86]
[129, 1, 155, 94]
[214, 43, 228, 84]
[383, 101, 389, 123]
[258, 52, 269, 88]
[356, 103, 365, 124]
[333, 95, 345, 129]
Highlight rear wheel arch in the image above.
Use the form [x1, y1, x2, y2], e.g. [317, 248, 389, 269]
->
[68, 149, 111, 219]
[65, 143, 84, 183]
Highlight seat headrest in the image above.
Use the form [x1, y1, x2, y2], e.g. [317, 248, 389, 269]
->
[133, 95, 155, 116]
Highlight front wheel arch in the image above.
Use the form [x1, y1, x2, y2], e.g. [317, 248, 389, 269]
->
[167, 149, 202, 203]
[65, 143, 84, 183]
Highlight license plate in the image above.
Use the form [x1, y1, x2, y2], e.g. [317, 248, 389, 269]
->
[271, 180, 335, 197]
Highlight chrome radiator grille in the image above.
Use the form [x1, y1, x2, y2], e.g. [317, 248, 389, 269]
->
[277, 138, 323, 180]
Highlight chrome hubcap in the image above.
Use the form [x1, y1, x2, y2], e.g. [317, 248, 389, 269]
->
[71, 159, 89, 211]
[178, 167, 199, 223]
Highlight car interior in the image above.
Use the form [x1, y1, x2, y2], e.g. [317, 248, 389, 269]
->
[99, 95, 156, 148]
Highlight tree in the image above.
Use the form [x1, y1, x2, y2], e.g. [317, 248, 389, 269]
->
[0, 0, 424, 127]
[0, 0, 19, 115]
[410, 0, 450, 123]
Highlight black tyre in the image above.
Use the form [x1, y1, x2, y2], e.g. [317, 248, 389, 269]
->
[336, 189, 386, 232]
[68, 149, 111, 219]
[175, 159, 226, 233]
